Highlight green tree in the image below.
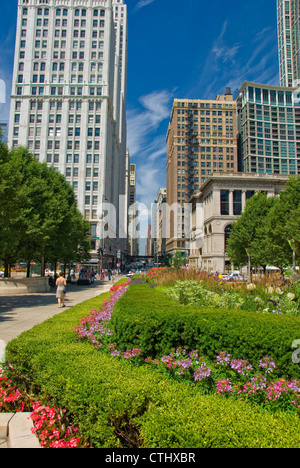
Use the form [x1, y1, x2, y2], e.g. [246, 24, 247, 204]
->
[45, 205, 91, 275]
[0, 146, 29, 276]
[172, 250, 188, 269]
[262, 176, 300, 270]
[226, 193, 275, 279]
[0, 146, 91, 277]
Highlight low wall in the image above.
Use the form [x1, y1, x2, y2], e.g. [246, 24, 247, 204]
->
[0, 277, 50, 295]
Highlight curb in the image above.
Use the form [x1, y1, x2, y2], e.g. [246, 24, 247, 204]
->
[0, 413, 41, 449]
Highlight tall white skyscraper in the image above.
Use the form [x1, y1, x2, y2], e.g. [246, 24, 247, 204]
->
[277, 0, 300, 87]
[8, 0, 128, 264]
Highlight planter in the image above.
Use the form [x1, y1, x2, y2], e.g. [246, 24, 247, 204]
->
[0, 277, 50, 295]
[0, 413, 41, 449]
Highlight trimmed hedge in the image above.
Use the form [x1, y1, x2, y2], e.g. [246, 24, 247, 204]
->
[5, 290, 300, 448]
[111, 284, 300, 379]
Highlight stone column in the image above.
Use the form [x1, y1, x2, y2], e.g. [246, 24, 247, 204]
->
[242, 190, 247, 211]
[229, 190, 234, 216]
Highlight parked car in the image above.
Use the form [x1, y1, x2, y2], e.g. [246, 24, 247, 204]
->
[45, 269, 55, 276]
[223, 272, 245, 282]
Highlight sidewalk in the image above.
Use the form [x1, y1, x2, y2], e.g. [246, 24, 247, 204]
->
[0, 279, 116, 346]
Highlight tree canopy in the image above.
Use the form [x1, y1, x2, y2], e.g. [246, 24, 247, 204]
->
[227, 176, 300, 272]
[0, 145, 91, 277]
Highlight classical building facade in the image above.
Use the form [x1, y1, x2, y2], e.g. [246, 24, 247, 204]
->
[8, 0, 128, 263]
[189, 173, 289, 272]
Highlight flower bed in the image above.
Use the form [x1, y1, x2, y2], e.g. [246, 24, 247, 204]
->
[143, 349, 300, 416]
[73, 283, 300, 417]
[161, 278, 300, 316]
[74, 283, 129, 349]
[4, 281, 300, 448]
[111, 284, 300, 379]
[0, 370, 88, 448]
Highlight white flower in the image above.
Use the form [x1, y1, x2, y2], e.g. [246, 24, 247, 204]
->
[254, 296, 264, 304]
[247, 283, 256, 291]
[287, 293, 295, 301]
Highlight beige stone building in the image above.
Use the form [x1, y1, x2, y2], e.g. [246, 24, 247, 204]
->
[128, 163, 138, 256]
[189, 172, 289, 272]
[155, 187, 167, 258]
[166, 90, 238, 255]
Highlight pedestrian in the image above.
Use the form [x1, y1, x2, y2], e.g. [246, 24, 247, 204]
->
[56, 272, 67, 308]
[48, 275, 55, 288]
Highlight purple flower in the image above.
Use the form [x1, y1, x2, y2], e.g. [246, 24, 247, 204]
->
[259, 357, 276, 374]
[74, 285, 129, 348]
[193, 364, 212, 382]
[230, 359, 253, 375]
[216, 351, 231, 366]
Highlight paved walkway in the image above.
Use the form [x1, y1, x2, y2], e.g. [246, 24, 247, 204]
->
[0, 278, 118, 347]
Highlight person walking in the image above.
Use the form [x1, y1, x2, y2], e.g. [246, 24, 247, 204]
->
[56, 272, 67, 308]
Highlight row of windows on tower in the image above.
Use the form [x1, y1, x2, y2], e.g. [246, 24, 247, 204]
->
[22, 7, 106, 18]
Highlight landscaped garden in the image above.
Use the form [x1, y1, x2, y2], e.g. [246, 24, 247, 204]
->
[1, 271, 300, 448]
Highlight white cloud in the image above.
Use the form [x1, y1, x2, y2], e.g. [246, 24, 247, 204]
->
[0, 27, 15, 120]
[211, 20, 242, 64]
[0, 80, 6, 104]
[127, 89, 173, 156]
[135, 0, 155, 11]
[187, 21, 279, 99]
[127, 89, 172, 209]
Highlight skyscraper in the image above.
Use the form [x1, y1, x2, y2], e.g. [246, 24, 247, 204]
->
[8, 0, 128, 264]
[277, 0, 300, 87]
[237, 81, 300, 176]
[166, 91, 238, 255]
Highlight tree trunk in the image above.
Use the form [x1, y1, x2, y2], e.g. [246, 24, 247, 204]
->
[26, 261, 31, 278]
[40, 256, 44, 277]
[4, 256, 10, 278]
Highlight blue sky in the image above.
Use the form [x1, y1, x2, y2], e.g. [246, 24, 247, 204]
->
[0, 0, 280, 210]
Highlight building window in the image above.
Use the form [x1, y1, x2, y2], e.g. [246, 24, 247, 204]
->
[224, 225, 233, 254]
[220, 190, 229, 215]
[233, 190, 242, 216]
[246, 190, 255, 202]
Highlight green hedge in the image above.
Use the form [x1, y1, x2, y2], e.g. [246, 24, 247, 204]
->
[111, 284, 300, 379]
[5, 290, 300, 448]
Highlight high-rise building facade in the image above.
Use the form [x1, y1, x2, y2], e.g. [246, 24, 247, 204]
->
[166, 90, 238, 254]
[8, 0, 128, 263]
[237, 81, 300, 176]
[155, 187, 167, 259]
[128, 163, 138, 256]
[277, 0, 300, 87]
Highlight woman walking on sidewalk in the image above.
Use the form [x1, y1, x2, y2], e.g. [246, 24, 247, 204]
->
[56, 272, 67, 308]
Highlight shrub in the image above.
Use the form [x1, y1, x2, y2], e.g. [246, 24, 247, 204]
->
[5, 288, 300, 448]
[111, 284, 300, 379]
[164, 280, 244, 309]
[139, 387, 300, 448]
[5, 329, 300, 448]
